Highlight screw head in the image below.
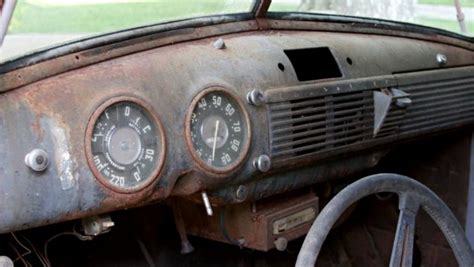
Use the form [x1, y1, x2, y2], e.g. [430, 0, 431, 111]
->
[213, 38, 226, 49]
[235, 185, 249, 202]
[246, 89, 264, 106]
[436, 53, 447, 66]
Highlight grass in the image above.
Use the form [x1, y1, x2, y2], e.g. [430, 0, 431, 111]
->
[418, 0, 474, 7]
[9, 0, 252, 33]
[416, 16, 474, 35]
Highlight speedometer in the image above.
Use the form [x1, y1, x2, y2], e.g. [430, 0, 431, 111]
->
[186, 87, 251, 174]
[85, 96, 165, 193]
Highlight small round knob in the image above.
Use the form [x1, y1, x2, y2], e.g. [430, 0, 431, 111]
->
[253, 154, 271, 172]
[246, 89, 264, 106]
[25, 149, 49, 172]
[274, 237, 288, 251]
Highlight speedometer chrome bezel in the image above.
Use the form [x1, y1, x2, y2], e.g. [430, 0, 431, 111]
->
[85, 95, 166, 194]
[185, 87, 251, 175]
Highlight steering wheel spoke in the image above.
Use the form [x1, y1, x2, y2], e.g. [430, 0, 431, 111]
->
[390, 193, 420, 267]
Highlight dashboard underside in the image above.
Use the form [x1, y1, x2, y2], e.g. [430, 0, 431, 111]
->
[0, 21, 473, 235]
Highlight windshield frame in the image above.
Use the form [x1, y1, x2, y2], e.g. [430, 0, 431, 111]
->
[0, 0, 472, 83]
[267, 11, 473, 43]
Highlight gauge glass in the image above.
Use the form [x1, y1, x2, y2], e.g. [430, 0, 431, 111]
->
[188, 90, 249, 171]
[89, 100, 163, 191]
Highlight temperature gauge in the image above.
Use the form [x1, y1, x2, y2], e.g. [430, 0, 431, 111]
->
[86, 97, 165, 193]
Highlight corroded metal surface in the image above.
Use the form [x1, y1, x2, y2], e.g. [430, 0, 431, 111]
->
[179, 191, 319, 251]
[0, 25, 472, 233]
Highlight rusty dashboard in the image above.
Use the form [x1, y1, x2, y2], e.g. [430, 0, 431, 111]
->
[0, 17, 473, 234]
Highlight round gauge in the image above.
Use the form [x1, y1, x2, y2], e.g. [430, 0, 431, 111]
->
[186, 87, 251, 174]
[86, 97, 165, 193]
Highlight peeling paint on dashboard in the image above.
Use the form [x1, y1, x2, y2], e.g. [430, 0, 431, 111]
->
[47, 118, 78, 190]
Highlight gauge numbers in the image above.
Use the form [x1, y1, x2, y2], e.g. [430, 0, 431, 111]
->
[88, 99, 164, 192]
[188, 89, 250, 172]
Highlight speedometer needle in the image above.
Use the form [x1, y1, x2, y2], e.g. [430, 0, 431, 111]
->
[212, 119, 220, 161]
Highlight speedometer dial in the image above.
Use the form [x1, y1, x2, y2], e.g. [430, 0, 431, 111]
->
[186, 87, 251, 174]
[86, 97, 165, 193]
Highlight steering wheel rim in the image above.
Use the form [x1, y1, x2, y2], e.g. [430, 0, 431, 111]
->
[295, 173, 474, 267]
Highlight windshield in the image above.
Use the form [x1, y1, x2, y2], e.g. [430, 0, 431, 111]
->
[1, 0, 472, 62]
[270, 0, 473, 37]
[1, 0, 255, 61]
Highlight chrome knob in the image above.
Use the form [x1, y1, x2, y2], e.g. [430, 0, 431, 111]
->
[25, 149, 49, 172]
[254, 154, 271, 172]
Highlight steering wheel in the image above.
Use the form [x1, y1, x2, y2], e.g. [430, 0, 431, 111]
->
[296, 173, 474, 267]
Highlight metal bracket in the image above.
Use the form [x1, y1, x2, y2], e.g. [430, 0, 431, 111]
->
[391, 88, 412, 108]
[81, 215, 115, 236]
[373, 88, 411, 137]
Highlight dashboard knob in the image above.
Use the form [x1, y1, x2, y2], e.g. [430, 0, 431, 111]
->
[24, 148, 49, 172]
[254, 154, 271, 172]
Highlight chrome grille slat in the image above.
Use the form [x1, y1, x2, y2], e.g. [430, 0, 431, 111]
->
[407, 84, 472, 99]
[270, 99, 370, 120]
[401, 77, 474, 91]
[271, 105, 372, 128]
[272, 113, 372, 136]
[270, 93, 368, 112]
[273, 117, 371, 141]
[273, 126, 371, 150]
[272, 133, 373, 157]
[411, 91, 474, 110]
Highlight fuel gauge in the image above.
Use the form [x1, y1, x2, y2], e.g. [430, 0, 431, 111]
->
[86, 96, 165, 193]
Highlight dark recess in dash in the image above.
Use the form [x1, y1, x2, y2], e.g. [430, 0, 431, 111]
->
[284, 47, 342, 82]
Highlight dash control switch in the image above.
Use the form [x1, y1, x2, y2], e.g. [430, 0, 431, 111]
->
[25, 149, 49, 172]
[254, 154, 271, 172]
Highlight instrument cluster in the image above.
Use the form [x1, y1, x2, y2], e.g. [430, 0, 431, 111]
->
[85, 88, 251, 193]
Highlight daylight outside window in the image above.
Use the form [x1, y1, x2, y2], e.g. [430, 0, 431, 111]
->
[270, 0, 473, 37]
[0, 0, 472, 62]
